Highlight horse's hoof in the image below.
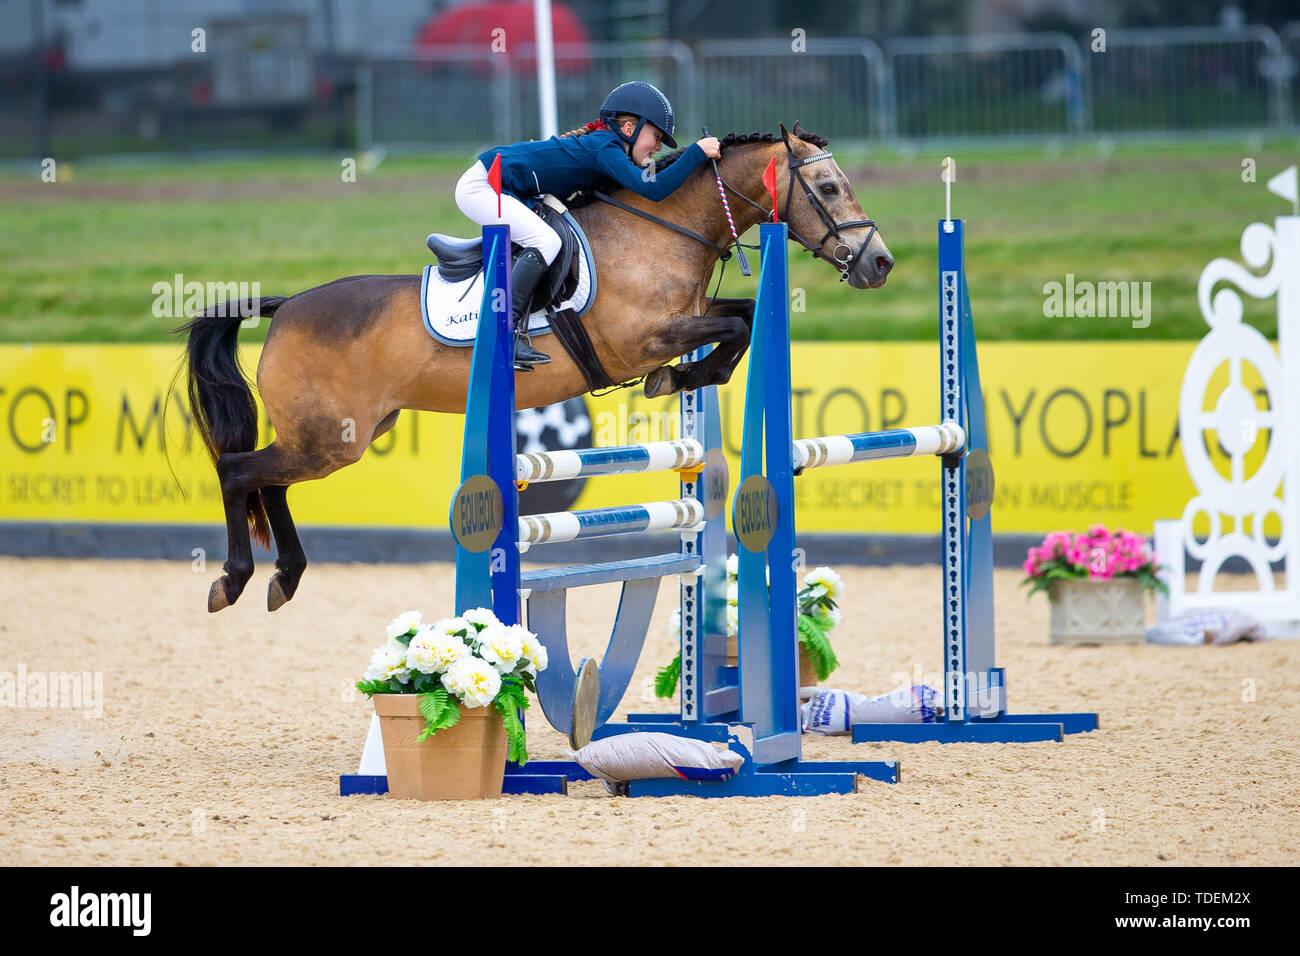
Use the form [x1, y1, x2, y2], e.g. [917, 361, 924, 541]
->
[644, 366, 676, 399]
[208, 579, 232, 613]
[267, 573, 293, 612]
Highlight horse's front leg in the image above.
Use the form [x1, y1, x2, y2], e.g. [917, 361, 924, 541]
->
[702, 297, 756, 380]
[643, 309, 751, 399]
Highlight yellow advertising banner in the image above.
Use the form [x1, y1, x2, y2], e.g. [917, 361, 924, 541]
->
[0, 341, 1240, 535]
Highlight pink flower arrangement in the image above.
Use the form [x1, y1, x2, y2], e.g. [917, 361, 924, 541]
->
[1021, 524, 1168, 600]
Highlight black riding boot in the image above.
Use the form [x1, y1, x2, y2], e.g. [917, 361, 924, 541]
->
[510, 248, 551, 370]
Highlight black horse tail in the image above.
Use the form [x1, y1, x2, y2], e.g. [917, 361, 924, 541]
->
[179, 296, 288, 550]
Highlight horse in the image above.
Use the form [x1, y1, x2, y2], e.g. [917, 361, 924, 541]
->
[180, 121, 894, 613]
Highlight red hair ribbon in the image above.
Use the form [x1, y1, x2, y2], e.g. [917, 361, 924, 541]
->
[584, 119, 607, 131]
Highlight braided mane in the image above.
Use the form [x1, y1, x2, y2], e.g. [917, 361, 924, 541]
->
[654, 122, 830, 173]
[567, 122, 829, 208]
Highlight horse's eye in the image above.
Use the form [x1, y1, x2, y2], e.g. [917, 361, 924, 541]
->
[819, 182, 837, 195]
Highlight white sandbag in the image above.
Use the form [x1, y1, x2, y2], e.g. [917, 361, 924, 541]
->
[800, 685, 943, 735]
[571, 732, 744, 794]
[1146, 609, 1267, 646]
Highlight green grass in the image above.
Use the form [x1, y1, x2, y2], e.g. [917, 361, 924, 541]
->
[2, 138, 1297, 343]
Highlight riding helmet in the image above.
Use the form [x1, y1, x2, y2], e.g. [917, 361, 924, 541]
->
[598, 81, 678, 149]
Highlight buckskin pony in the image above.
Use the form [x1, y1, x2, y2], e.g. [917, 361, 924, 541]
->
[180, 122, 893, 612]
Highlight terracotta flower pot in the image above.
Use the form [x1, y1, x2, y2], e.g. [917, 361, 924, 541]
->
[1049, 578, 1146, 646]
[798, 644, 818, 688]
[373, 693, 508, 800]
[725, 636, 820, 687]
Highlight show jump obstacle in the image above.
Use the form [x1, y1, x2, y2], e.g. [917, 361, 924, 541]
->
[738, 178, 1095, 746]
[341, 171, 1097, 798]
[341, 222, 899, 797]
[1155, 166, 1300, 639]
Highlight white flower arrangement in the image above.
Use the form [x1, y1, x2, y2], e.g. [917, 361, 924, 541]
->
[356, 607, 547, 764]
[657, 556, 843, 696]
[385, 610, 423, 641]
[803, 566, 845, 603]
[441, 656, 502, 709]
[514, 625, 548, 677]
[364, 645, 412, 684]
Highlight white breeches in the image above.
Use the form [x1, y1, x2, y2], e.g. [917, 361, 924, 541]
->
[454, 160, 562, 265]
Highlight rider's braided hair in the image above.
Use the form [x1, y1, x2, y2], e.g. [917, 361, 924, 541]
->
[558, 114, 639, 138]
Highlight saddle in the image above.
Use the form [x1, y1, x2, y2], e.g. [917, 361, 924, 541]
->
[426, 197, 618, 390]
[428, 197, 580, 313]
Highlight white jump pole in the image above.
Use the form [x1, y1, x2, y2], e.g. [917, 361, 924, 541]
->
[534, 0, 558, 139]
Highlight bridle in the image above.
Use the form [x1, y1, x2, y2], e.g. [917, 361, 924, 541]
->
[718, 133, 879, 282]
[588, 130, 880, 291]
[577, 129, 882, 394]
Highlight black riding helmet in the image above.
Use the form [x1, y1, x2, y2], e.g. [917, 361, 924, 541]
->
[599, 81, 678, 150]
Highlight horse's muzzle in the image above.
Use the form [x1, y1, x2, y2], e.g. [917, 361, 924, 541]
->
[849, 247, 894, 289]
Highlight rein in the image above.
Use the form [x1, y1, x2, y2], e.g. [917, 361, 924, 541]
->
[590, 190, 731, 257]
[589, 186, 741, 322]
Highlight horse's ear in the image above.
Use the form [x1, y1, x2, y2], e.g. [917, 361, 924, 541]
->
[792, 120, 808, 140]
[778, 123, 791, 146]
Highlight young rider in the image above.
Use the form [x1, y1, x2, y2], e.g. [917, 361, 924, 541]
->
[455, 81, 721, 369]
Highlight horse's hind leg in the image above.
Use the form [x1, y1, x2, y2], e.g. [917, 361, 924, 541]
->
[208, 407, 402, 612]
[260, 484, 306, 612]
[206, 439, 328, 612]
[258, 409, 400, 611]
[209, 445, 279, 612]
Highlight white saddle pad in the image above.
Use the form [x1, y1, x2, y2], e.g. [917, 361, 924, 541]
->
[421, 242, 595, 347]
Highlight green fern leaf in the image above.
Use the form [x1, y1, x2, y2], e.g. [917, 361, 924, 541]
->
[413, 688, 460, 741]
[495, 697, 528, 764]
[417, 686, 447, 723]
[498, 682, 529, 713]
[797, 614, 839, 680]
[655, 654, 681, 698]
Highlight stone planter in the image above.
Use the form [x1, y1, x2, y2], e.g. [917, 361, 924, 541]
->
[726, 636, 819, 686]
[373, 693, 507, 800]
[1049, 578, 1146, 646]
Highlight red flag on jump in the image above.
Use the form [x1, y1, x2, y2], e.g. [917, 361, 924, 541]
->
[761, 157, 778, 222]
[487, 153, 503, 219]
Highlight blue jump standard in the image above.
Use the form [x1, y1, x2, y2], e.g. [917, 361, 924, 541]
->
[844, 220, 1097, 745]
[453, 221, 899, 797]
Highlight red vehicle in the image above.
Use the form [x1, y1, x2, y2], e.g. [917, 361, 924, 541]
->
[415, 1, 591, 74]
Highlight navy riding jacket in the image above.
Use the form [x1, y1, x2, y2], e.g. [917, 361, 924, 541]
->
[476, 129, 707, 202]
